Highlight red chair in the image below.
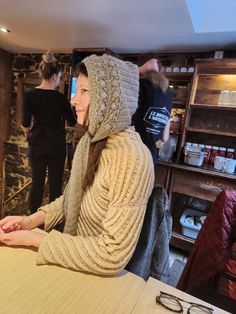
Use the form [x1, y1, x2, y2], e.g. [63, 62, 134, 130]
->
[177, 189, 236, 313]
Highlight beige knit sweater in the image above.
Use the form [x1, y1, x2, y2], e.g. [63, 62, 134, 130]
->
[36, 128, 154, 275]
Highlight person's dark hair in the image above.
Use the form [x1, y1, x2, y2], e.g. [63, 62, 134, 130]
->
[75, 62, 88, 77]
[76, 62, 107, 192]
[39, 51, 62, 80]
[145, 71, 169, 93]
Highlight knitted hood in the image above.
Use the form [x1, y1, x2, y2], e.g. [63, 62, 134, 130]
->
[84, 54, 139, 141]
[63, 55, 139, 235]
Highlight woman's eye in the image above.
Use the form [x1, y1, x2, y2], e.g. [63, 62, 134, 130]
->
[81, 89, 88, 93]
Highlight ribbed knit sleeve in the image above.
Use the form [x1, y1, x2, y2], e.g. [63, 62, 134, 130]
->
[36, 130, 154, 275]
[38, 196, 65, 232]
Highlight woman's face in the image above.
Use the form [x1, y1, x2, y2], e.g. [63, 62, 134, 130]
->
[71, 74, 90, 125]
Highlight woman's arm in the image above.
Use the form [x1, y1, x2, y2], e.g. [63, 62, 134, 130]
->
[0, 196, 64, 247]
[139, 58, 159, 77]
[161, 119, 170, 143]
[0, 211, 46, 247]
[0, 210, 46, 232]
[21, 92, 32, 136]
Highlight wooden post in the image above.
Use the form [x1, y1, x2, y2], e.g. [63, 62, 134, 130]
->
[0, 49, 12, 216]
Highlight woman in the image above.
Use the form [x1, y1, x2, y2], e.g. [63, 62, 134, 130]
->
[133, 58, 172, 168]
[22, 51, 76, 213]
[0, 54, 154, 275]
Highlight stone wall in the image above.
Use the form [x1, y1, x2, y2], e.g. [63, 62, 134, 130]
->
[3, 53, 72, 216]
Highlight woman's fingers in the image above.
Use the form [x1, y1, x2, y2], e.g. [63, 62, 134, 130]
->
[0, 217, 22, 232]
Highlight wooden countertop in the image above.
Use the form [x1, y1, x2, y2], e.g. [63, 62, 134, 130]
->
[0, 245, 145, 314]
[132, 277, 230, 314]
[0, 231, 230, 314]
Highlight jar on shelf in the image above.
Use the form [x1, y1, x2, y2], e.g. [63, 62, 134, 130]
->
[188, 67, 194, 73]
[217, 147, 226, 157]
[204, 145, 212, 164]
[228, 91, 236, 106]
[184, 142, 192, 150]
[209, 146, 219, 164]
[218, 90, 229, 105]
[226, 148, 235, 159]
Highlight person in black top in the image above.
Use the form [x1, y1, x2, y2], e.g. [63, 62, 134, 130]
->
[22, 51, 76, 213]
[133, 58, 173, 169]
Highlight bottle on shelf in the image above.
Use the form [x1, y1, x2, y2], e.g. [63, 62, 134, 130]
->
[217, 147, 226, 158]
[204, 145, 212, 164]
[209, 146, 219, 164]
[226, 148, 235, 159]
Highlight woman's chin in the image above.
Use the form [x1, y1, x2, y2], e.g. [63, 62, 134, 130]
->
[77, 118, 84, 125]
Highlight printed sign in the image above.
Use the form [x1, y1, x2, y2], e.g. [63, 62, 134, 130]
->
[143, 106, 170, 137]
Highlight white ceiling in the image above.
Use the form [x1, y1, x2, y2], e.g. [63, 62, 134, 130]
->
[0, 0, 236, 54]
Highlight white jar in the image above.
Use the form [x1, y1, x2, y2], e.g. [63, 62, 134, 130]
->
[218, 90, 229, 105]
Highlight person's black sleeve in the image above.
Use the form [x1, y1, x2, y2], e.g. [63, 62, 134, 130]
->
[22, 91, 32, 128]
[63, 97, 77, 127]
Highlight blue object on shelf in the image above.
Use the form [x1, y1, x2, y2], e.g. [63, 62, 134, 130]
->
[180, 208, 205, 239]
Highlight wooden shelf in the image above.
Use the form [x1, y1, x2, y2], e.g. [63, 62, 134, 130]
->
[173, 104, 186, 109]
[198, 68, 236, 75]
[165, 72, 193, 77]
[171, 231, 194, 252]
[173, 98, 188, 105]
[185, 127, 236, 137]
[190, 103, 236, 110]
[165, 72, 193, 81]
[158, 161, 236, 180]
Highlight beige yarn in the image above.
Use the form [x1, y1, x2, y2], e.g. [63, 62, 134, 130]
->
[63, 54, 139, 235]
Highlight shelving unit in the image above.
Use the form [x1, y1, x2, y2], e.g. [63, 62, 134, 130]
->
[181, 59, 236, 151]
[156, 59, 236, 252]
[185, 127, 236, 137]
[165, 72, 193, 149]
[190, 103, 236, 110]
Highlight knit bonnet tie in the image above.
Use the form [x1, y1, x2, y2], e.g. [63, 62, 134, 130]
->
[63, 54, 139, 235]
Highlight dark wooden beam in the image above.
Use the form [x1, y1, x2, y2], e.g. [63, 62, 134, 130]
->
[0, 49, 12, 215]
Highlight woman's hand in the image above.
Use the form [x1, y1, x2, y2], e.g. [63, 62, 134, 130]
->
[0, 230, 46, 248]
[139, 58, 159, 77]
[0, 216, 33, 233]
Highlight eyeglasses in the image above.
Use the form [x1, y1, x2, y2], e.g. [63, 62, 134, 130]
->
[156, 291, 213, 313]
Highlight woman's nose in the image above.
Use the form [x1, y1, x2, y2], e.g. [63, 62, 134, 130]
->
[71, 94, 79, 107]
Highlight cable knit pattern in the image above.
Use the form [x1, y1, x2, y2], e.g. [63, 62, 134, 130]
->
[84, 54, 139, 141]
[36, 129, 154, 274]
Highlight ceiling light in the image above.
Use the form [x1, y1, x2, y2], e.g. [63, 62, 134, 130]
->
[0, 27, 10, 33]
